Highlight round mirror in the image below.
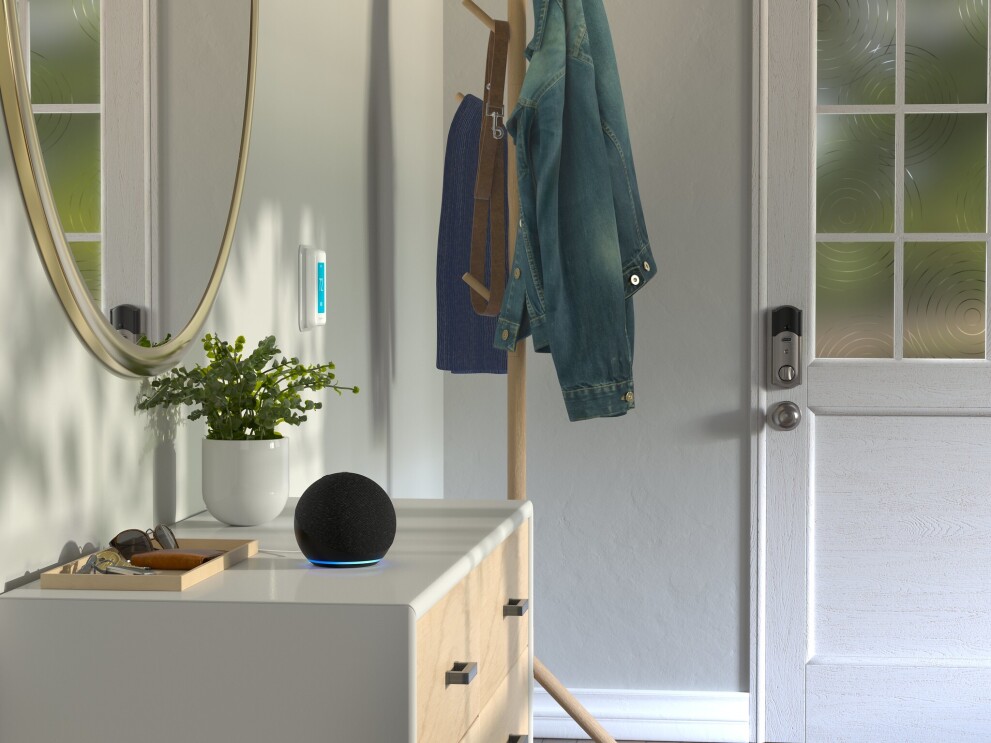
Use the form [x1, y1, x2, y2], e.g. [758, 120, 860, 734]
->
[0, 0, 257, 376]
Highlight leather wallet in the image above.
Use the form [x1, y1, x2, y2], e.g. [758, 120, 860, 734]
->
[129, 549, 225, 570]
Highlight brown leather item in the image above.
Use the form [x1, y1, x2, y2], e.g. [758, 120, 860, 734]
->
[467, 19, 511, 316]
[129, 549, 225, 571]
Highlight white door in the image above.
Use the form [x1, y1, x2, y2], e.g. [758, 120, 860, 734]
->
[763, 1, 991, 741]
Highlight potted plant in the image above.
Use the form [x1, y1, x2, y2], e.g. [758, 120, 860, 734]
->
[137, 333, 358, 526]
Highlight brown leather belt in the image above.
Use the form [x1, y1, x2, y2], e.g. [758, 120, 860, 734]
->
[467, 19, 510, 316]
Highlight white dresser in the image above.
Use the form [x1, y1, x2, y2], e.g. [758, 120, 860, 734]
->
[0, 499, 533, 743]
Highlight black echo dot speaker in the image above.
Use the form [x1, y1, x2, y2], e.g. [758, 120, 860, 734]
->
[294, 472, 397, 568]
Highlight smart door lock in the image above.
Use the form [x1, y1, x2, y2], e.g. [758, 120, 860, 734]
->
[110, 304, 143, 344]
[770, 305, 802, 388]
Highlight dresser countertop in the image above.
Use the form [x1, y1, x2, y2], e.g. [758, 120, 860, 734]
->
[2, 498, 532, 618]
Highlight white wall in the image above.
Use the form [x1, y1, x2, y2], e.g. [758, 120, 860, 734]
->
[0, 0, 444, 590]
[0, 0, 751, 706]
[443, 0, 753, 692]
[382, 0, 445, 500]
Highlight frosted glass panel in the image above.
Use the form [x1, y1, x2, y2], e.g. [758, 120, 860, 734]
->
[69, 241, 100, 303]
[906, 0, 987, 104]
[905, 114, 986, 233]
[35, 112, 100, 233]
[29, 0, 100, 105]
[817, 242, 895, 358]
[904, 242, 985, 358]
[818, 0, 895, 105]
[817, 114, 895, 233]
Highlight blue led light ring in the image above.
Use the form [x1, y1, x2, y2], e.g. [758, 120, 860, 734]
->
[307, 558, 381, 567]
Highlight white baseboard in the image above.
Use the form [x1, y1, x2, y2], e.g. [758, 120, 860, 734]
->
[533, 687, 749, 742]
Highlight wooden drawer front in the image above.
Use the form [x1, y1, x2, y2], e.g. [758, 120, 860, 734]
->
[476, 523, 530, 707]
[416, 575, 480, 743]
[461, 648, 530, 743]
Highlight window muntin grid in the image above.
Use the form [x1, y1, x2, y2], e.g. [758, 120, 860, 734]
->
[26, 0, 102, 303]
[816, 0, 989, 359]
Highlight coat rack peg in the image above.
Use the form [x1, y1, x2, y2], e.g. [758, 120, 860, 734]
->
[462, 0, 497, 32]
[455, 91, 465, 103]
[461, 272, 491, 302]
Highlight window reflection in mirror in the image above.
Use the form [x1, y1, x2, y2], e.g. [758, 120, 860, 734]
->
[19, 0, 250, 342]
[28, 0, 102, 301]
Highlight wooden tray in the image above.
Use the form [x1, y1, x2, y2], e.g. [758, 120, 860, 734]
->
[39, 538, 258, 592]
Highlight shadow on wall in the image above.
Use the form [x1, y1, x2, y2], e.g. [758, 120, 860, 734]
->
[0, 181, 66, 511]
[0, 170, 151, 586]
[139, 378, 181, 526]
[3, 541, 98, 592]
[367, 0, 395, 496]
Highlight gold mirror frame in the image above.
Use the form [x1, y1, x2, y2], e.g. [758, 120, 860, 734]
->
[0, 0, 258, 377]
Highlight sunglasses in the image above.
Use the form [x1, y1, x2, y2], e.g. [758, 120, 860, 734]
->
[110, 524, 179, 561]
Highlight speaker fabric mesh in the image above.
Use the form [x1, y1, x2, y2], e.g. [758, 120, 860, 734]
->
[294, 473, 397, 567]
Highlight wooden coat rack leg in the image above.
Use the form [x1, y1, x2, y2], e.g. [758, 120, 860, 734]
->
[503, 0, 527, 509]
[460, 2, 617, 742]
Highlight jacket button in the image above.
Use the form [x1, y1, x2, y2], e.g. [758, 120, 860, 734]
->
[643, 261, 651, 272]
[630, 274, 641, 286]
[623, 391, 634, 403]
[501, 329, 510, 341]
[514, 267, 521, 279]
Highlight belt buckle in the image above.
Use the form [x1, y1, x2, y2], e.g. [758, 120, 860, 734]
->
[486, 103, 506, 140]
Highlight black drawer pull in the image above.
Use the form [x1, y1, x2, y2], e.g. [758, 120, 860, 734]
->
[445, 661, 477, 686]
[508, 736, 529, 742]
[503, 598, 529, 617]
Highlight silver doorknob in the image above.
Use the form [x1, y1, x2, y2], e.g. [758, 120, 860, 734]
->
[768, 401, 802, 430]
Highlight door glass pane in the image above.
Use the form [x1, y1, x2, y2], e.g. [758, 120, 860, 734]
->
[817, 114, 895, 233]
[818, 0, 895, 105]
[817, 242, 895, 358]
[69, 241, 101, 304]
[904, 242, 986, 358]
[905, 114, 986, 233]
[906, 0, 987, 104]
[35, 112, 101, 233]
[29, 0, 101, 105]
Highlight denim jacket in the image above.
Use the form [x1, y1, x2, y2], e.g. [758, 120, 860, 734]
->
[494, 0, 655, 421]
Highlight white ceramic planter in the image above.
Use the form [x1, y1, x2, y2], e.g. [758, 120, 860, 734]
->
[201, 438, 289, 526]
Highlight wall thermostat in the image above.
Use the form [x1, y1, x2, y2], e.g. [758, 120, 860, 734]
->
[299, 245, 327, 331]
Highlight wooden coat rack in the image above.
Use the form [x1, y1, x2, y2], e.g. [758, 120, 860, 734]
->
[459, 2, 617, 741]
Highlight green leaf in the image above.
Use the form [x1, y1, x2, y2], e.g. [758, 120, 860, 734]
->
[134, 333, 359, 439]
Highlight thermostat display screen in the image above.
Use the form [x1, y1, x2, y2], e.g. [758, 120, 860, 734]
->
[317, 261, 326, 315]
[299, 245, 328, 330]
